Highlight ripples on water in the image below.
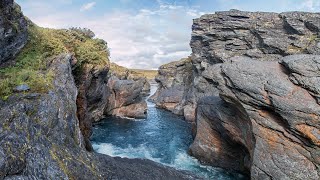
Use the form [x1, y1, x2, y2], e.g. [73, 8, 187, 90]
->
[91, 85, 246, 180]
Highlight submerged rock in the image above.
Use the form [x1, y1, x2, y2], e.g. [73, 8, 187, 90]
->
[0, 54, 199, 180]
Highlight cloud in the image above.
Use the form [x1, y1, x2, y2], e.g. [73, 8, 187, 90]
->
[17, 0, 319, 69]
[300, 0, 320, 10]
[80, 2, 96, 12]
[18, 1, 202, 69]
[84, 5, 202, 69]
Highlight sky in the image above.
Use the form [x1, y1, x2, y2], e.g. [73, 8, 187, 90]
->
[16, 0, 320, 69]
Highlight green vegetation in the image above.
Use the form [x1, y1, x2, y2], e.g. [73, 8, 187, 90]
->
[109, 63, 130, 78]
[130, 69, 158, 80]
[0, 24, 110, 100]
[287, 34, 320, 54]
[109, 63, 157, 80]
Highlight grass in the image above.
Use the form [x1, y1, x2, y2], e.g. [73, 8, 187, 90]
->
[130, 69, 158, 80]
[0, 23, 110, 100]
[109, 63, 158, 80]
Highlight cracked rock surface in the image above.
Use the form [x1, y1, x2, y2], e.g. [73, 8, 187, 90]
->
[0, 0, 27, 65]
[153, 10, 320, 179]
[0, 54, 199, 180]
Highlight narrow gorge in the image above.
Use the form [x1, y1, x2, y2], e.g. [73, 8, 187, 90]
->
[0, 0, 319, 180]
[152, 10, 320, 179]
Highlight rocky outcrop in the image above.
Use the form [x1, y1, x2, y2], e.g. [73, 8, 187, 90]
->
[153, 10, 320, 179]
[0, 0, 27, 65]
[187, 10, 320, 121]
[150, 58, 193, 118]
[188, 11, 320, 179]
[106, 76, 147, 119]
[75, 62, 149, 150]
[190, 55, 320, 179]
[109, 63, 151, 97]
[0, 54, 199, 179]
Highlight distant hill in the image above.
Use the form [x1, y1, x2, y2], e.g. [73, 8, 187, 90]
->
[130, 69, 158, 81]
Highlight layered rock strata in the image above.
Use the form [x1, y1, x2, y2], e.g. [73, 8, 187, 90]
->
[153, 10, 320, 179]
[0, 54, 198, 179]
[0, 2, 194, 179]
[150, 58, 193, 119]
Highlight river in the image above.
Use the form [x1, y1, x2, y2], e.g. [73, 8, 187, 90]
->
[90, 84, 245, 179]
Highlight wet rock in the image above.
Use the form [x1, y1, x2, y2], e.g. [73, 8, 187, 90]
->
[154, 10, 320, 179]
[0, 54, 199, 180]
[0, 0, 28, 64]
[75, 61, 150, 151]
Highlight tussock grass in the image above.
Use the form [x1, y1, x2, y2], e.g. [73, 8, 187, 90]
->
[0, 23, 110, 100]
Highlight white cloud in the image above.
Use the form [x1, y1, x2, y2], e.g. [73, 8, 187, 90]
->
[19, 1, 202, 69]
[300, 0, 320, 10]
[16, 0, 320, 70]
[80, 2, 96, 12]
[89, 5, 201, 69]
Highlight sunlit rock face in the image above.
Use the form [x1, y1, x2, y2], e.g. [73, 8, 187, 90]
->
[154, 10, 320, 179]
[150, 58, 194, 120]
[0, 0, 27, 65]
[188, 10, 320, 179]
[74, 61, 149, 151]
[0, 54, 199, 179]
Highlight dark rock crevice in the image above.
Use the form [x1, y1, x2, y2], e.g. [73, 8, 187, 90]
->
[152, 10, 320, 179]
[0, 54, 199, 179]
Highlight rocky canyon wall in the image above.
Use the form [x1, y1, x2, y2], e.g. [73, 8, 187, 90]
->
[0, 0, 27, 64]
[0, 54, 196, 179]
[0, 1, 197, 179]
[75, 62, 149, 150]
[153, 10, 320, 179]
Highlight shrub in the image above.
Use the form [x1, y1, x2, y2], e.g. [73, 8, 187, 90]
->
[0, 23, 110, 100]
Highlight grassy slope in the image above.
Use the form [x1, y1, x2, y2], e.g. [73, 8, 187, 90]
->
[0, 23, 110, 100]
[109, 62, 157, 80]
[130, 69, 158, 80]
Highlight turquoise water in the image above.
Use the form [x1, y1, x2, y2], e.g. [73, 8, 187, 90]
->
[91, 85, 246, 179]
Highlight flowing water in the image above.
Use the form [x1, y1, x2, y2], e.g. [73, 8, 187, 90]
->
[91, 84, 245, 180]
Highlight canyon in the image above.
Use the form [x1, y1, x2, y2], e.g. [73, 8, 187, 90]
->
[0, 0, 320, 179]
[152, 10, 320, 179]
[0, 1, 197, 179]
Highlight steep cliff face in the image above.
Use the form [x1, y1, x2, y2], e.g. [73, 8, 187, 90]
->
[0, 2, 173, 178]
[188, 10, 320, 120]
[153, 10, 320, 179]
[188, 11, 320, 179]
[0, 21, 149, 151]
[150, 58, 193, 118]
[0, 0, 27, 65]
[75, 63, 149, 150]
[0, 54, 198, 179]
[107, 63, 150, 118]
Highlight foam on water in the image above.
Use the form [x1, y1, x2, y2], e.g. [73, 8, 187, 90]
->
[91, 85, 246, 180]
[92, 142, 243, 180]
